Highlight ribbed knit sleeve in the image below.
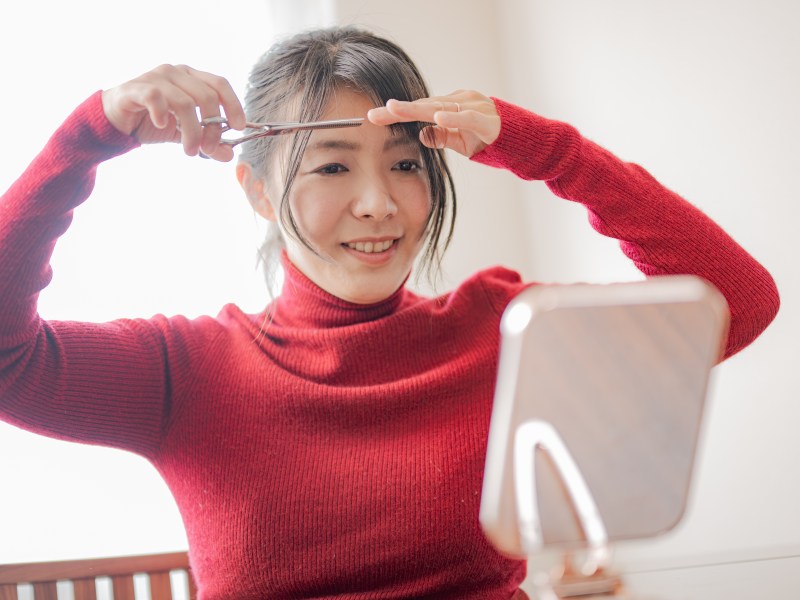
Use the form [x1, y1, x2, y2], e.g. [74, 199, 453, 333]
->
[0, 92, 182, 459]
[472, 98, 779, 358]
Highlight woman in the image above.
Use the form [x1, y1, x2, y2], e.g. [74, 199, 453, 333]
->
[0, 26, 779, 600]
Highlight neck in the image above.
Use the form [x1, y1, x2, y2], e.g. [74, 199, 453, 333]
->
[269, 251, 411, 328]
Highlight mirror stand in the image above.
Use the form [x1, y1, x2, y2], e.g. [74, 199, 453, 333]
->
[532, 550, 625, 599]
[515, 419, 627, 598]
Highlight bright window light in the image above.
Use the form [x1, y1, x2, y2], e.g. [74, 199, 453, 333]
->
[0, 0, 328, 563]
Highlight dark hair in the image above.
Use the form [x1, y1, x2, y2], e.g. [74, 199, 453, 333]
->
[239, 26, 456, 294]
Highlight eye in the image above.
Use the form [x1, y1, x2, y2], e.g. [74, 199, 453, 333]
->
[393, 159, 422, 172]
[315, 163, 348, 175]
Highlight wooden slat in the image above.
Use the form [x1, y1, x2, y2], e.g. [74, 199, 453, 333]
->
[31, 582, 58, 600]
[111, 575, 135, 600]
[0, 552, 189, 584]
[72, 578, 98, 600]
[149, 571, 172, 600]
[0, 583, 18, 600]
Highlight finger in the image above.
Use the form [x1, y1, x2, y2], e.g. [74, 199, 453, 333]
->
[368, 98, 458, 125]
[367, 99, 429, 125]
[419, 125, 468, 155]
[420, 125, 447, 149]
[136, 86, 172, 130]
[190, 68, 246, 130]
[432, 108, 500, 145]
[108, 81, 175, 134]
[366, 105, 395, 125]
[167, 89, 205, 156]
[202, 143, 235, 163]
[181, 66, 246, 155]
[129, 67, 204, 154]
[167, 66, 230, 155]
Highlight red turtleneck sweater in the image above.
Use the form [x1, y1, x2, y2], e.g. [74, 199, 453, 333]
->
[0, 92, 778, 599]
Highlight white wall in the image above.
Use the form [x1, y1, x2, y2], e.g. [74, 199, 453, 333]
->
[494, 0, 800, 571]
[333, 0, 799, 575]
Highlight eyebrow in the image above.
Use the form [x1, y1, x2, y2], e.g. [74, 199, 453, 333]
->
[307, 136, 419, 152]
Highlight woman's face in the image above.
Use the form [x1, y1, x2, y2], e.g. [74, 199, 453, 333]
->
[267, 88, 432, 304]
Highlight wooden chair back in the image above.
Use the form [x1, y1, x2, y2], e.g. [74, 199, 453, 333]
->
[0, 552, 196, 600]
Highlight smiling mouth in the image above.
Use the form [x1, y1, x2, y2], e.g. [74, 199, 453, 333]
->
[344, 240, 396, 254]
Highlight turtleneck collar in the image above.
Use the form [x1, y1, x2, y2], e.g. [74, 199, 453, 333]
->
[270, 251, 412, 328]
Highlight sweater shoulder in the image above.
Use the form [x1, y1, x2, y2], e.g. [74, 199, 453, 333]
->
[152, 304, 259, 349]
[451, 265, 531, 317]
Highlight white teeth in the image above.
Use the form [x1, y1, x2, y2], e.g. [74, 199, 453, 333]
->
[347, 240, 394, 253]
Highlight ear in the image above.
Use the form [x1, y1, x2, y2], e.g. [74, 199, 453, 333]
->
[236, 162, 276, 222]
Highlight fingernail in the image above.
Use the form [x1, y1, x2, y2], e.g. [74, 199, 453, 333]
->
[421, 127, 435, 145]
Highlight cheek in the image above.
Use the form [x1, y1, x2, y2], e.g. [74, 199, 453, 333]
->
[287, 183, 343, 241]
[405, 180, 433, 231]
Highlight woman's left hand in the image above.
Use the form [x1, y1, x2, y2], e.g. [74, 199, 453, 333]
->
[367, 90, 501, 157]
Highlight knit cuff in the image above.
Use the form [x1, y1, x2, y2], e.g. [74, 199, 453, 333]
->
[470, 97, 582, 182]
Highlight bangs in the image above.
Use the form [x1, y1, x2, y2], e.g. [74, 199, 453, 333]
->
[338, 46, 429, 141]
[291, 40, 429, 146]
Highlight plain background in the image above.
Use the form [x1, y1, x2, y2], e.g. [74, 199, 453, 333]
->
[1, 0, 797, 586]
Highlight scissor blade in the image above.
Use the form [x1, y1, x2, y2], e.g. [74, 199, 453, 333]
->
[219, 118, 365, 147]
[267, 117, 365, 134]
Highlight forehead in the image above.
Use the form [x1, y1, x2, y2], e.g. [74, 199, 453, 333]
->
[304, 87, 420, 151]
[320, 87, 374, 117]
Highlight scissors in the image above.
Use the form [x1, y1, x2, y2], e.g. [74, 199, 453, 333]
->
[200, 116, 365, 147]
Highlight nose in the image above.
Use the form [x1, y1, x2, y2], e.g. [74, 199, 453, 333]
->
[352, 178, 398, 221]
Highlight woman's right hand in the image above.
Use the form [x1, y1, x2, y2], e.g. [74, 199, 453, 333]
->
[101, 64, 246, 162]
